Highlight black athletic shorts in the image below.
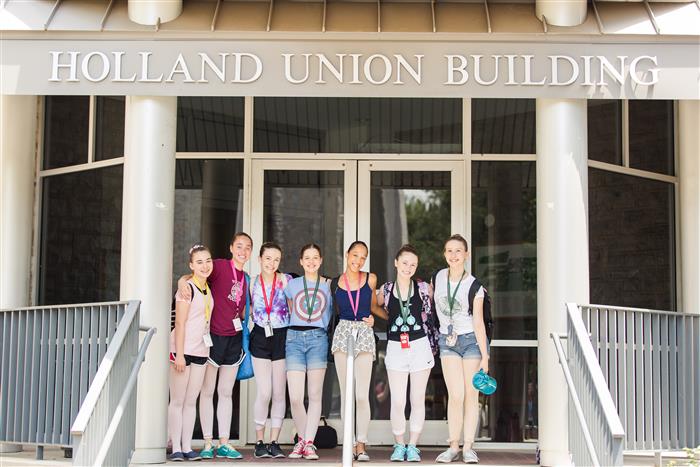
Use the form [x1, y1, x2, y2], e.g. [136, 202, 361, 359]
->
[250, 325, 287, 361]
[169, 353, 208, 366]
[208, 332, 245, 367]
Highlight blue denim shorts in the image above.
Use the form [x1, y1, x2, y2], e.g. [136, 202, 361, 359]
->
[438, 332, 487, 360]
[285, 327, 329, 371]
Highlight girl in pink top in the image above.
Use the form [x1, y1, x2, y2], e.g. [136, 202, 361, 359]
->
[168, 244, 214, 462]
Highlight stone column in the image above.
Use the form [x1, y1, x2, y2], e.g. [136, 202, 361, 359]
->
[120, 96, 177, 464]
[536, 98, 589, 466]
[0, 94, 38, 454]
[679, 100, 700, 315]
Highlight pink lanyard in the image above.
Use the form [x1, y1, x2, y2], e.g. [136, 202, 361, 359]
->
[260, 274, 277, 321]
[229, 260, 243, 305]
[342, 273, 362, 319]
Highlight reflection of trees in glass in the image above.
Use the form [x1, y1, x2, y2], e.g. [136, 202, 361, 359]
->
[405, 189, 451, 281]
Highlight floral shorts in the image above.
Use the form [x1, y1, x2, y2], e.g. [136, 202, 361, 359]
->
[331, 319, 376, 360]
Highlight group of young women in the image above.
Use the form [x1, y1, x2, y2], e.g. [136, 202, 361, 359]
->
[167, 232, 490, 464]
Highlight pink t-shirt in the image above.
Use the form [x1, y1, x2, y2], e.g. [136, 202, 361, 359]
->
[169, 279, 212, 358]
[208, 258, 247, 336]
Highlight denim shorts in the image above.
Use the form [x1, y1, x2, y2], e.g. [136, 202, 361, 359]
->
[438, 332, 487, 360]
[285, 327, 329, 371]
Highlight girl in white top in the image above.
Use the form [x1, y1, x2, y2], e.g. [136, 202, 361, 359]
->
[432, 235, 489, 465]
[168, 244, 214, 462]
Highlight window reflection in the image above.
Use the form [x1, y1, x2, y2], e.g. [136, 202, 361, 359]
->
[472, 162, 537, 340]
[629, 100, 674, 176]
[94, 96, 125, 161]
[472, 99, 536, 154]
[588, 100, 622, 166]
[177, 97, 244, 152]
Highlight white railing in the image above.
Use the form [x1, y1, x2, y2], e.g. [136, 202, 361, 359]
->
[0, 302, 129, 453]
[342, 329, 357, 467]
[551, 303, 625, 467]
[581, 304, 700, 451]
[70, 301, 155, 467]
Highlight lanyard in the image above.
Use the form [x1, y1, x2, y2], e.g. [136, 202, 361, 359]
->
[260, 274, 277, 321]
[395, 280, 413, 322]
[191, 276, 211, 325]
[302, 276, 321, 321]
[342, 273, 361, 319]
[446, 270, 466, 316]
[229, 260, 243, 305]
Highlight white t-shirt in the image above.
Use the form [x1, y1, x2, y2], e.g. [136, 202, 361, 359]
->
[433, 269, 484, 335]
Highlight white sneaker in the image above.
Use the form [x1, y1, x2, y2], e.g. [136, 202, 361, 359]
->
[436, 448, 460, 463]
[462, 449, 479, 464]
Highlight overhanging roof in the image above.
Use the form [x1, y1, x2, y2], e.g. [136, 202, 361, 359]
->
[1, 0, 699, 36]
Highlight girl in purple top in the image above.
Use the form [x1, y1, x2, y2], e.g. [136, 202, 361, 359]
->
[249, 242, 291, 458]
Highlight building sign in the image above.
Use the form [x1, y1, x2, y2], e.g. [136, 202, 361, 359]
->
[2, 40, 698, 99]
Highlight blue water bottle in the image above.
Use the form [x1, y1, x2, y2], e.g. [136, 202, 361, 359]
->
[472, 369, 497, 395]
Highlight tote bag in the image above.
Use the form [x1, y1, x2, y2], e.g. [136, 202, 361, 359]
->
[237, 272, 254, 381]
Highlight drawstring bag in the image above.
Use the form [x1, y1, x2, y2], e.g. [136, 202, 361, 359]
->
[294, 417, 338, 449]
[237, 273, 254, 381]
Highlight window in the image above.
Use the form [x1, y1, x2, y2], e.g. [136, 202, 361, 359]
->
[254, 97, 462, 153]
[588, 169, 676, 310]
[587, 100, 622, 165]
[38, 96, 125, 305]
[177, 97, 244, 152]
[472, 99, 536, 154]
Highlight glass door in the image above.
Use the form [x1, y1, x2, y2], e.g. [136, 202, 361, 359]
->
[247, 159, 356, 444]
[358, 160, 465, 445]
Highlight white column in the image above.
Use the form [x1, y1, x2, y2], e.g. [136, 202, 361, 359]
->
[536, 0, 587, 26]
[679, 100, 700, 315]
[120, 96, 177, 464]
[0, 94, 37, 454]
[536, 98, 589, 466]
[128, 0, 182, 25]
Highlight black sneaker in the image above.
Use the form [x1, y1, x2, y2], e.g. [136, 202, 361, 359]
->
[254, 440, 272, 458]
[268, 441, 286, 458]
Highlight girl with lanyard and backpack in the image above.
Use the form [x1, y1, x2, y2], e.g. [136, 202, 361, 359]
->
[284, 243, 334, 460]
[329, 240, 380, 462]
[432, 235, 489, 465]
[377, 245, 437, 462]
[376, 244, 439, 462]
[249, 242, 292, 458]
[168, 244, 214, 461]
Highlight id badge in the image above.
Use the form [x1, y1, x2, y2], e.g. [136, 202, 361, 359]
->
[232, 318, 243, 332]
[400, 332, 410, 349]
[203, 333, 213, 347]
[264, 322, 274, 337]
[446, 332, 458, 347]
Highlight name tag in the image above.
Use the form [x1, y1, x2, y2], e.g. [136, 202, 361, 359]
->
[264, 322, 274, 337]
[400, 333, 410, 349]
[203, 333, 213, 347]
[232, 318, 243, 332]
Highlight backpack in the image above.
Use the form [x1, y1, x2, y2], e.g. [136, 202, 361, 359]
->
[431, 270, 494, 342]
[467, 279, 493, 342]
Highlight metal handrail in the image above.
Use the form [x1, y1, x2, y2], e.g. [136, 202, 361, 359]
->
[70, 300, 152, 467]
[550, 303, 625, 467]
[92, 326, 156, 466]
[551, 332, 602, 467]
[342, 329, 358, 467]
[71, 301, 140, 434]
[567, 303, 626, 440]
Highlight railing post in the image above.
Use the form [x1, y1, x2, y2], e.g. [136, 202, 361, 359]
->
[342, 329, 358, 467]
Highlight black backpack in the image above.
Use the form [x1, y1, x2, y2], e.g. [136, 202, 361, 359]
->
[467, 279, 493, 342]
[431, 270, 494, 342]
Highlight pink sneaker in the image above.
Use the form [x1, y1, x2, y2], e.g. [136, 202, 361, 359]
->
[303, 442, 319, 460]
[289, 439, 305, 459]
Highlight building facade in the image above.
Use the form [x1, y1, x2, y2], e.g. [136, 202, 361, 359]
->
[1, 0, 699, 464]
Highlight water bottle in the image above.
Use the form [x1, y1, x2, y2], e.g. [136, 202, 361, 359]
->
[472, 369, 497, 395]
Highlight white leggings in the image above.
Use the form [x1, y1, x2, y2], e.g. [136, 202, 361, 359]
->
[199, 363, 238, 442]
[168, 363, 207, 453]
[334, 351, 373, 444]
[387, 368, 431, 444]
[441, 356, 482, 447]
[287, 369, 326, 442]
[252, 357, 287, 429]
